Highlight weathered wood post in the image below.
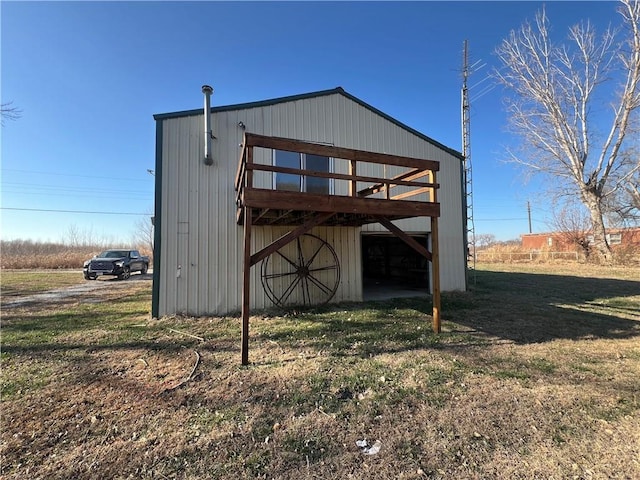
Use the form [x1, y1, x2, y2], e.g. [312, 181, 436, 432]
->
[241, 146, 254, 365]
[349, 159, 357, 197]
[431, 170, 441, 333]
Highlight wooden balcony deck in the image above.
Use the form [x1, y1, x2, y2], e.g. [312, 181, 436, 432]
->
[235, 133, 440, 227]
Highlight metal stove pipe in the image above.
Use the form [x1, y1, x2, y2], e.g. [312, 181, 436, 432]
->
[202, 85, 213, 166]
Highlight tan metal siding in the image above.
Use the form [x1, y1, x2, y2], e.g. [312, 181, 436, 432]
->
[157, 92, 464, 317]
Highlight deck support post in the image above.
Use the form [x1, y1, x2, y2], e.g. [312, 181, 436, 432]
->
[241, 147, 254, 366]
[241, 206, 252, 365]
[349, 160, 357, 197]
[431, 216, 441, 333]
[431, 169, 441, 333]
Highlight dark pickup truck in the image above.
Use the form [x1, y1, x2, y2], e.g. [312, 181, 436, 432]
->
[83, 249, 149, 280]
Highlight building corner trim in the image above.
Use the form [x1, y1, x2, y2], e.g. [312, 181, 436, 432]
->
[151, 119, 163, 318]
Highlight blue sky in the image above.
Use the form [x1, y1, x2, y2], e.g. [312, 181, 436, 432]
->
[1, 1, 623, 243]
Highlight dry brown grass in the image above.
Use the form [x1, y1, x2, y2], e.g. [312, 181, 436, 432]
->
[1, 265, 639, 479]
[1, 240, 153, 269]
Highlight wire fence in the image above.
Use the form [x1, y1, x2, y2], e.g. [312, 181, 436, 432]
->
[473, 249, 640, 265]
[475, 251, 579, 263]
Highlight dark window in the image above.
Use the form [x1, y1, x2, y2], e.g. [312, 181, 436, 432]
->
[274, 150, 331, 194]
[305, 154, 330, 194]
[274, 150, 301, 192]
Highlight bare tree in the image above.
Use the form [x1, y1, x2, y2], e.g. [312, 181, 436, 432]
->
[64, 224, 82, 248]
[630, 181, 640, 211]
[606, 168, 640, 223]
[551, 204, 593, 258]
[131, 215, 154, 257]
[494, 0, 640, 262]
[1, 102, 22, 125]
[475, 233, 497, 249]
[63, 224, 100, 247]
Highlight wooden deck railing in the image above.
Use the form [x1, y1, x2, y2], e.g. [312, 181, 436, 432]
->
[235, 133, 440, 218]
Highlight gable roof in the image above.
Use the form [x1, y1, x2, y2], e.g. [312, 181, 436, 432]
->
[153, 87, 463, 160]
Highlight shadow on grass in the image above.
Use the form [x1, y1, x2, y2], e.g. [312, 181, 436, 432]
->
[253, 297, 481, 359]
[455, 269, 640, 343]
[254, 269, 640, 354]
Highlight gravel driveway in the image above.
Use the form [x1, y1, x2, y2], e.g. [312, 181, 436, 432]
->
[2, 272, 153, 309]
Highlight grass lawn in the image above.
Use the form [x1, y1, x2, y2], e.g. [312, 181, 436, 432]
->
[1, 269, 85, 297]
[1, 263, 639, 479]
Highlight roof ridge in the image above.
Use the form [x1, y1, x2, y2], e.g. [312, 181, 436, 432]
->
[153, 87, 462, 159]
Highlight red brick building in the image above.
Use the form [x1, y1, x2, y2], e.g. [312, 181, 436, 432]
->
[521, 227, 640, 251]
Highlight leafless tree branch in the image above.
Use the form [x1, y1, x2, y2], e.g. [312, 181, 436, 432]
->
[493, 0, 640, 261]
[1, 102, 22, 126]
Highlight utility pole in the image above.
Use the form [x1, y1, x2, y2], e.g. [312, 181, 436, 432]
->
[527, 201, 532, 234]
[461, 40, 476, 286]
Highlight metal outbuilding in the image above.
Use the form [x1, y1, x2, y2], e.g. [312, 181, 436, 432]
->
[152, 87, 466, 330]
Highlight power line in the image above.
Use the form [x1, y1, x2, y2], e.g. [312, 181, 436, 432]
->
[475, 217, 528, 221]
[2, 180, 151, 191]
[2, 189, 151, 201]
[1, 207, 149, 216]
[1, 168, 150, 182]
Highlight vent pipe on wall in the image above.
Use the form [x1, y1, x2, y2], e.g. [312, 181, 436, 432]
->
[202, 85, 214, 166]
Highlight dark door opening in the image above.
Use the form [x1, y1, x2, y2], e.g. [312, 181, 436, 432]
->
[362, 234, 429, 300]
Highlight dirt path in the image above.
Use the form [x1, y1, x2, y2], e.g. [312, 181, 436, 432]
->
[2, 273, 153, 309]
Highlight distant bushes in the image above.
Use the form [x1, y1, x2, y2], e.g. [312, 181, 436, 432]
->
[1, 240, 153, 269]
[473, 243, 639, 266]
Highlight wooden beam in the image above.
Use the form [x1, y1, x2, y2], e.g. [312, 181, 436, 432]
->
[375, 216, 432, 261]
[241, 206, 252, 365]
[246, 146, 254, 191]
[358, 182, 439, 198]
[244, 132, 440, 171]
[267, 209, 294, 225]
[391, 186, 432, 201]
[349, 160, 357, 197]
[253, 208, 271, 223]
[358, 168, 434, 197]
[247, 163, 435, 190]
[243, 188, 440, 219]
[250, 211, 335, 266]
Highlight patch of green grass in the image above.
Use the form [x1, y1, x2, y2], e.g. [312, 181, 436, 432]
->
[281, 431, 334, 464]
[256, 301, 453, 358]
[625, 349, 640, 360]
[249, 414, 279, 443]
[1, 289, 151, 350]
[584, 396, 639, 422]
[570, 362, 600, 374]
[244, 449, 272, 477]
[477, 355, 557, 382]
[1, 363, 53, 399]
[552, 423, 576, 445]
[528, 357, 557, 374]
[189, 407, 231, 431]
[493, 369, 531, 381]
[1, 270, 84, 298]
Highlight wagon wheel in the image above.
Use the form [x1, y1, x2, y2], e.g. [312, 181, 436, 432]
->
[260, 234, 341, 309]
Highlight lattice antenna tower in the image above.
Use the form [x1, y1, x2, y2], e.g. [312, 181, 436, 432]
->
[462, 40, 476, 285]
